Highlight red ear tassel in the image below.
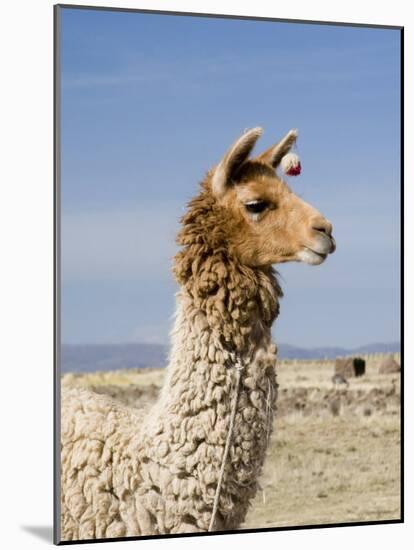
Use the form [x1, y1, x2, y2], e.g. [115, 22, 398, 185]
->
[286, 163, 301, 176]
[281, 153, 301, 176]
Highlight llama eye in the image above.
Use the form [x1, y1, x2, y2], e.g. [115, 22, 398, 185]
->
[245, 200, 269, 214]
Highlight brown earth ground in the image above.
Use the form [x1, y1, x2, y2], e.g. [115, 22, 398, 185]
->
[61, 353, 401, 529]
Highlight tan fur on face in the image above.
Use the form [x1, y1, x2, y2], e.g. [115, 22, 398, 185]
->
[218, 160, 333, 266]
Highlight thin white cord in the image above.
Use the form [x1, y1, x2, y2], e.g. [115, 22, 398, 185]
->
[208, 357, 274, 532]
[208, 362, 243, 532]
[265, 377, 273, 444]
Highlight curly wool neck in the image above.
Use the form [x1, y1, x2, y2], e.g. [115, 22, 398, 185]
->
[173, 185, 282, 354]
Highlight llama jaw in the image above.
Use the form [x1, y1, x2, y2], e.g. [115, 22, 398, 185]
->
[298, 232, 336, 265]
[297, 246, 328, 265]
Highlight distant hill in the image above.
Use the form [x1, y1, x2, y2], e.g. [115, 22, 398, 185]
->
[61, 343, 168, 373]
[61, 341, 400, 373]
[277, 342, 400, 360]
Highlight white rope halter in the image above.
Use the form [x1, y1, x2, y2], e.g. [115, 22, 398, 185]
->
[207, 351, 276, 532]
[208, 358, 245, 532]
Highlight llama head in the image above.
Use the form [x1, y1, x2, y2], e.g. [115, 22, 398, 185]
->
[210, 127, 336, 267]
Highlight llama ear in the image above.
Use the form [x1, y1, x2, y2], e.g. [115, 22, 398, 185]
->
[256, 129, 298, 169]
[211, 127, 263, 198]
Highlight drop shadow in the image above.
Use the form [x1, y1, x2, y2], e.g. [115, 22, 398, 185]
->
[21, 525, 53, 543]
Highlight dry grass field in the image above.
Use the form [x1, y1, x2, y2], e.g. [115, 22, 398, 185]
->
[61, 353, 401, 529]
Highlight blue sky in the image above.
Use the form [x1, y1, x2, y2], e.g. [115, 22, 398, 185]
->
[60, 7, 401, 348]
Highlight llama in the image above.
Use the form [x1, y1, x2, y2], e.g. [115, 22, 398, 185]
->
[60, 127, 336, 541]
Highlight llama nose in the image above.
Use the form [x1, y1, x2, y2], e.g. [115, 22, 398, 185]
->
[312, 217, 333, 237]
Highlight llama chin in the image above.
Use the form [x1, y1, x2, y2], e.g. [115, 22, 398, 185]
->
[297, 247, 328, 265]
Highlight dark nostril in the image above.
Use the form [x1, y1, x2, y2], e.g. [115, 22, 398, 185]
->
[313, 220, 333, 237]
